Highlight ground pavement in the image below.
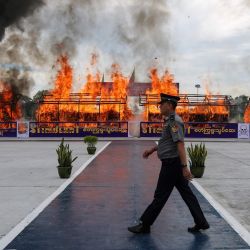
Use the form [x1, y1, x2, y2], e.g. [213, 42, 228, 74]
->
[1, 141, 249, 250]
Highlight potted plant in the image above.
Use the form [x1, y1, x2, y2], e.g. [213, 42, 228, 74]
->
[83, 135, 98, 155]
[187, 143, 207, 178]
[56, 138, 78, 178]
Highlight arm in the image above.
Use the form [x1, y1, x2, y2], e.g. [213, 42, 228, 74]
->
[143, 145, 158, 159]
[177, 141, 193, 181]
[177, 141, 187, 166]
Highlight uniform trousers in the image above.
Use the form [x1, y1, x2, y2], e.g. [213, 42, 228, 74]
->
[140, 157, 208, 226]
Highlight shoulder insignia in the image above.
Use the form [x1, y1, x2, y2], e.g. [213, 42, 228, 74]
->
[171, 123, 179, 133]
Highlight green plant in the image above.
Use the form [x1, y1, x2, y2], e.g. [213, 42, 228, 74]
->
[187, 143, 207, 168]
[83, 136, 98, 147]
[56, 138, 78, 167]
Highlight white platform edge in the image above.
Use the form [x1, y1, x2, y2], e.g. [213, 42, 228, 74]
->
[0, 142, 111, 250]
[192, 179, 250, 246]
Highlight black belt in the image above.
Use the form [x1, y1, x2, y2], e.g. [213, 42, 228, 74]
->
[161, 157, 180, 164]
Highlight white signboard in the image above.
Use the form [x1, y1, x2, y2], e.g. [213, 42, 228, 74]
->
[238, 123, 250, 139]
[17, 121, 30, 138]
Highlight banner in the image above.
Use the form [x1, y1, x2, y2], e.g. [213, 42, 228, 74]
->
[140, 122, 163, 137]
[185, 123, 238, 138]
[29, 122, 128, 137]
[0, 121, 248, 139]
[140, 122, 238, 138]
[238, 123, 250, 139]
[0, 122, 17, 137]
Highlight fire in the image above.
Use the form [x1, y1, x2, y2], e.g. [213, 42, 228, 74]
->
[176, 94, 189, 122]
[210, 99, 228, 116]
[146, 69, 178, 117]
[144, 70, 230, 122]
[244, 102, 250, 123]
[81, 63, 133, 121]
[36, 55, 73, 122]
[0, 81, 22, 128]
[147, 68, 178, 96]
[100, 64, 132, 121]
[177, 96, 229, 122]
[36, 55, 133, 123]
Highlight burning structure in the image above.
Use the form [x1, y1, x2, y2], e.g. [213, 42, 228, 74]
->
[0, 81, 22, 128]
[35, 56, 133, 124]
[140, 94, 232, 123]
[138, 69, 232, 123]
[0, 54, 242, 128]
[36, 93, 129, 123]
[35, 59, 182, 125]
[244, 99, 250, 123]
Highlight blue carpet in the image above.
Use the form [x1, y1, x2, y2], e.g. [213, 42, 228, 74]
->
[5, 141, 250, 250]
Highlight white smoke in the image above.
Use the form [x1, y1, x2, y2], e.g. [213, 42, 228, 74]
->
[0, 0, 171, 96]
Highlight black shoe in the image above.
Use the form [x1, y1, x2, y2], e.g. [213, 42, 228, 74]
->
[188, 223, 210, 233]
[128, 223, 150, 234]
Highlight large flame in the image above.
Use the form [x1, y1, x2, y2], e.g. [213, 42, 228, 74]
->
[244, 102, 250, 123]
[147, 68, 178, 96]
[101, 64, 132, 121]
[36, 55, 73, 122]
[145, 69, 178, 116]
[144, 70, 229, 122]
[0, 81, 22, 128]
[1, 54, 232, 125]
[36, 55, 133, 123]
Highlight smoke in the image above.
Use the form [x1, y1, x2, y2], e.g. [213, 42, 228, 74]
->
[0, 0, 44, 97]
[119, 0, 170, 58]
[0, 0, 171, 96]
[0, 68, 35, 96]
[0, 0, 44, 41]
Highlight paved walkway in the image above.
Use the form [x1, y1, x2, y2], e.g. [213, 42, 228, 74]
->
[0, 141, 109, 241]
[4, 141, 250, 250]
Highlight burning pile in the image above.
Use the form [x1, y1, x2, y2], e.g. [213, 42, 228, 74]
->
[177, 95, 230, 122]
[1, 53, 233, 125]
[244, 101, 250, 123]
[145, 69, 178, 120]
[36, 55, 133, 123]
[36, 55, 73, 122]
[0, 81, 22, 127]
[142, 70, 230, 122]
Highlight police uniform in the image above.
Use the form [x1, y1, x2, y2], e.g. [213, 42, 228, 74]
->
[139, 94, 209, 228]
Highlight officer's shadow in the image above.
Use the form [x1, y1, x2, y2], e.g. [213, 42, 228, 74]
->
[186, 232, 210, 250]
[127, 234, 161, 250]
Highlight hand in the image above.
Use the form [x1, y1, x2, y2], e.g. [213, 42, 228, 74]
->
[182, 167, 193, 181]
[143, 150, 151, 159]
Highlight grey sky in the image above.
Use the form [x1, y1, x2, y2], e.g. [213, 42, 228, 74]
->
[167, 0, 250, 96]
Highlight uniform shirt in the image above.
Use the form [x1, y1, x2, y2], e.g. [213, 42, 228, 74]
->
[157, 113, 185, 160]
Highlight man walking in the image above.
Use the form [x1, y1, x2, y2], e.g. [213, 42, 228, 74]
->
[128, 93, 209, 234]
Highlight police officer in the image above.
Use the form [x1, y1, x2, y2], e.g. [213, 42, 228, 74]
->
[128, 93, 209, 234]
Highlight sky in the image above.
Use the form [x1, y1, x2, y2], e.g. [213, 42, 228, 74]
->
[0, 0, 250, 97]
